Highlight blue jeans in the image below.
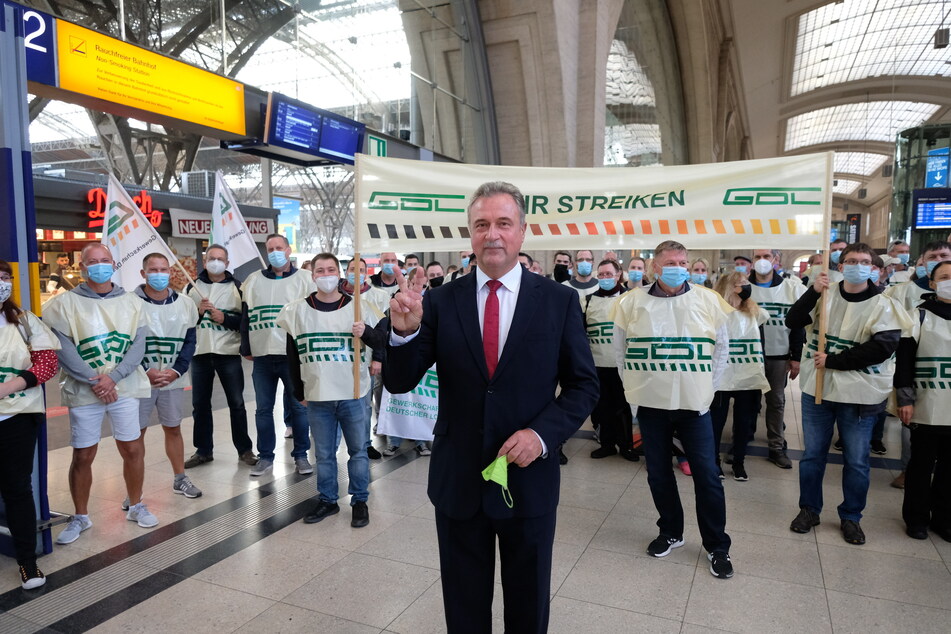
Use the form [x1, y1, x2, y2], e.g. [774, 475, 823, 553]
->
[309, 396, 370, 504]
[387, 436, 424, 448]
[251, 356, 309, 461]
[191, 354, 252, 457]
[799, 394, 874, 521]
[638, 406, 731, 553]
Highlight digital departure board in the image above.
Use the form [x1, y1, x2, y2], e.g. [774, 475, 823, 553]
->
[263, 92, 365, 165]
[913, 188, 951, 230]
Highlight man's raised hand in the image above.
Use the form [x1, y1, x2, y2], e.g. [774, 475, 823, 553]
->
[389, 267, 423, 336]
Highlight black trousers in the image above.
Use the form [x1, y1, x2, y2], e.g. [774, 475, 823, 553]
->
[435, 507, 556, 634]
[903, 424, 951, 530]
[0, 413, 39, 565]
[591, 367, 633, 450]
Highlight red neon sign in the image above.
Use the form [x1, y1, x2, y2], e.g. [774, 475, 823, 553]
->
[86, 188, 164, 229]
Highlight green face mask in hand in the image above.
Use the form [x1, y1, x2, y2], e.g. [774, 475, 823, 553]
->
[482, 455, 514, 508]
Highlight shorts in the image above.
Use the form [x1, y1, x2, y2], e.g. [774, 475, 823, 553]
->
[138, 388, 185, 429]
[68, 397, 141, 449]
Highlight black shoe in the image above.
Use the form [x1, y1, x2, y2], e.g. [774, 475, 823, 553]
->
[906, 525, 928, 540]
[841, 519, 865, 545]
[870, 439, 887, 455]
[707, 551, 734, 579]
[303, 500, 340, 524]
[184, 452, 214, 468]
[790, 508, 820, 534]
[366, 446, 382, 460]
[833, 438, 843, 451]
[930, 523, 951, 543]
[18, 562, 45, 590]
[732, 463, 748, 482]
[618, 448, 640, 462]
[351, 501, 369, 528]
[590, 446, 617, 459]
[646, 534, 684, 557]
[768, 450, 793, 469]
[559, 448, 569, 465]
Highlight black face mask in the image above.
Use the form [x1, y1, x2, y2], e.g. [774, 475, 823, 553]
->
[429, 275, 444, 288]
[738, 285, 752, 301]
[553, 264, 571, 283]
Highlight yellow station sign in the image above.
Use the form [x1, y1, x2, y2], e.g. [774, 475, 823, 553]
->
[56, 20, 246, 136]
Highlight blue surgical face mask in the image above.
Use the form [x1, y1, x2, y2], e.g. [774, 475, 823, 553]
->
[660, 266, 689, 288]
[567, 268, 574, 277]
[734, 265, 748, 274]
[916, 265, 928, 279]
[86, 263, 114, 284]
[897, 253, 910, 265]
[347, 272, 365, 286]
[628, 270, 644, 283]
[577, 261, 593, 277]
[927, 260, 941, 276]
[830, 250, 843, 265]
[268, 250, 288, 269]
[382, 262, 395, 276]
[842, 263, 871, 285]
[598, 277, 616, 291]
[461, 257, 470, 268]
[869, 269, 881, 284]
[146, 273, 170, 291]
[690, 273, 707, 285]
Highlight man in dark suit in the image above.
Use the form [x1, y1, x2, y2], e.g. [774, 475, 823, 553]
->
[385, 181, 598, 633]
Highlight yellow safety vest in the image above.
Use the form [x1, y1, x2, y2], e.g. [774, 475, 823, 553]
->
[885, 280, 929, 313]
[140, 293, 198, 390]
[751, 278, 806, 356]
[188, 279, 242, 355]
[583, 293, 622, 368]
[613, 286, 731, 411]
[910, 309, 951, 426]
[242, 271, 315, 356]
[276, 298, 380, 402]
[799, 286, 915, 404]
[42, 291, 151, 406]
[0, 312, 60, 416]
[720, 307, 770, 392]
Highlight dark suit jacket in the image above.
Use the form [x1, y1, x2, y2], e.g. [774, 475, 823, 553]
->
[384, 267, 598, 520]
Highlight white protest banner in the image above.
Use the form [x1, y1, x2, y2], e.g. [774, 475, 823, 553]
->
[211, 171, 266, 269]
[102, 175, 179, 291]
[355, 153, 832, 252]
[376, 367, 439, 442]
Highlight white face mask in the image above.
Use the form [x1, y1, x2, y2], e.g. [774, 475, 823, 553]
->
[936, 279, 951, 301]
[315, 276, 339, 293]
[0, 280, 11, 304]
[205, 259, 226, 275]
[754, 259, 773, 276]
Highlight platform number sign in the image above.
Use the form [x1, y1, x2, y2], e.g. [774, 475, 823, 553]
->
[2, 1, 57, 88]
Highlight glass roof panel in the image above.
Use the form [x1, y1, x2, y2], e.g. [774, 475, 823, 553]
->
[833, 151, 890, 176]
[833, 178, 862, 195]
[784, 101, 940, 151]
[792, 0, 951, 96]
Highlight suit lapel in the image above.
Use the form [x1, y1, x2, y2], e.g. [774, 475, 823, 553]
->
[452, 272, 490, 381]
[493, 267, 541, 380]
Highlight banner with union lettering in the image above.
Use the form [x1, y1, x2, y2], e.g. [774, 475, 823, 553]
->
[354, 152, 832, 252]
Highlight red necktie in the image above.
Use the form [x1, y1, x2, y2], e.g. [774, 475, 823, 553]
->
[483, 280, 502, 378]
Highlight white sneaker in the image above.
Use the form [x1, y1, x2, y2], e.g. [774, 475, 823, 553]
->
[283, 427, 294, 438]
[56, 516, 93, 544]
[250, 459, 273, 477]
[382, 445, 400, 457]
[126, 502, 159, 528]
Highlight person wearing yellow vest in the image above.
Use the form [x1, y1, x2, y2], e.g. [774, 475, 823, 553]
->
[0, 260, 60, 589]
[369, 251, 400, 296]
[786, 242, 912, 546]
[342, 257, 390, 459]
[585, 259, 636, 461]
[278, 253, 384, 528]
[240, 234, 315, 477]
[43, 243, 155, 546]
[750, 248, 806, 469]
[184, 244, 256, 469]
[626, 256, 647, 290]
[613, 240, 735, 579]
[563, 249, 599, 297]
[710, 272, 770, 481]
[133, 253, 202, 503]
[896, 260, 951, 542]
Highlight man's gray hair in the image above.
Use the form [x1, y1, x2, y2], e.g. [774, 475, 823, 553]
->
[206, 243, 229, 258]
[654, 240, 688, 258]
[468, 181, 526, 226]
